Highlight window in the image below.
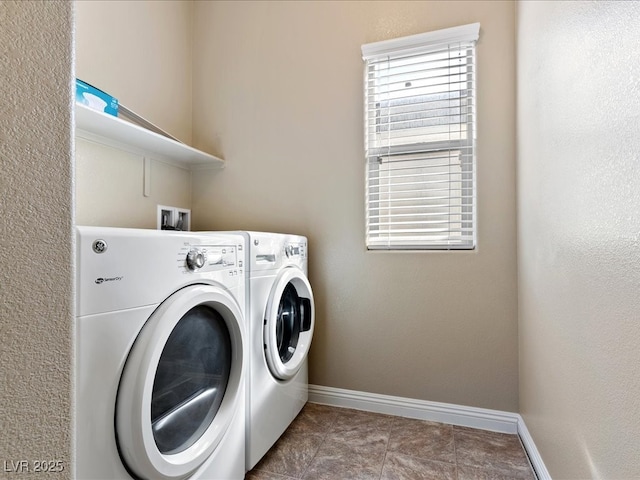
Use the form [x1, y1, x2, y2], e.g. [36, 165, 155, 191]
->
[362, 23, 480, 250]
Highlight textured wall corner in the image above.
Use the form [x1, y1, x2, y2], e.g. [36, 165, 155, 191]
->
[0, 1, 74, 478]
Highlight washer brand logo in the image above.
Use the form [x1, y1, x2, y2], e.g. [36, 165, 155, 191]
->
[95, 276, 123, 284]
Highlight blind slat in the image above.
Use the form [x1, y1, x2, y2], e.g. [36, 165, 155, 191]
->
[368, 195, 472, 204]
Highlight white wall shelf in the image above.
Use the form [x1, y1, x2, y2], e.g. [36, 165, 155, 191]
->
[74, 103, 224, 170]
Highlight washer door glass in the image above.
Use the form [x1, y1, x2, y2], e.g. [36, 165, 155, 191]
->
[151, 305, 231, 454]
[264, 268, 315, 381]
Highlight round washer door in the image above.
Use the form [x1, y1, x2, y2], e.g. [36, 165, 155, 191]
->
[116, 284, 244, 480]
[264, 267, 315, 381]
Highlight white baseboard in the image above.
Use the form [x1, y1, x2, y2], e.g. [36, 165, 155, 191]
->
[308, 384, 551, 480]
[517, 416, 552, 480]
[308, 384, 518, 433]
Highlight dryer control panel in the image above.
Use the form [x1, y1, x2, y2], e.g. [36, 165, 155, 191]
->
[284, 242, 306, 260]
[247, 232, 307, 272]
[179, 243, 242, 274]
[76, 227, 246, 317]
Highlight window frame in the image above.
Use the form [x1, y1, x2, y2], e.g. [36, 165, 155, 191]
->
[362, 23, 480, 251]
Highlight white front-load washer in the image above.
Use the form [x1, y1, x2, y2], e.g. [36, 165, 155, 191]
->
[234, 232, 315, 471]
[76, 226, 246, 480]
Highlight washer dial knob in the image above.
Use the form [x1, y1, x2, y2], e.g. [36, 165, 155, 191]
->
[186, 249, 206, 271]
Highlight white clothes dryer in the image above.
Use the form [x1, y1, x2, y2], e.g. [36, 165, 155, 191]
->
[233, 232, 315, 471]
[76, 227, 246, 480]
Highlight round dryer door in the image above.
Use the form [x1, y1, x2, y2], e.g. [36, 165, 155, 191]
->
[264, 267, 315, 381]
[116, 284, 244, 480]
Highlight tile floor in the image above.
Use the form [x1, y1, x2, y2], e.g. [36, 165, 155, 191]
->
[247, 403, 536, 480]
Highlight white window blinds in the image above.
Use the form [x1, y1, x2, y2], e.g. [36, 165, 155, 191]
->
[362, 23, 479, 250]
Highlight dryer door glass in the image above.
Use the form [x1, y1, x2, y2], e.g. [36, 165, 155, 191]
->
[276, 283, 304, 363]
[151, 305, 232, 454]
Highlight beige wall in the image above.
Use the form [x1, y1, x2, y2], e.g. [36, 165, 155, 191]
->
[0, 1, 74, 478]
[75, 0, 194, 228]
[75, 0, 193, 143]
[192, 1, 518, 411]
[75, 138, 192, 229]
[518, 1, 640, 477]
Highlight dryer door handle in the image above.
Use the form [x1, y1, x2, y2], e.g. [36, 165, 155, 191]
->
[300, 298, 312, 332]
